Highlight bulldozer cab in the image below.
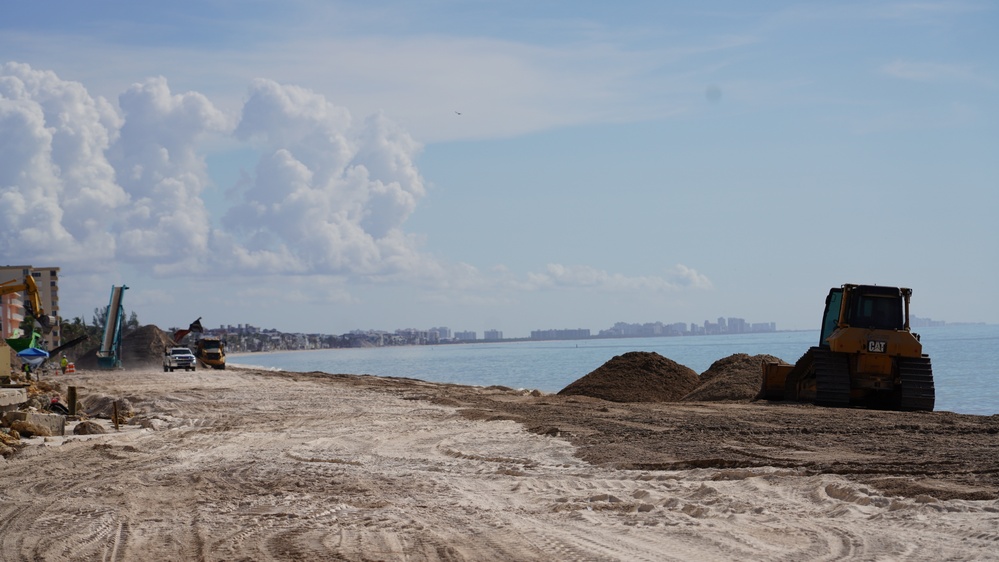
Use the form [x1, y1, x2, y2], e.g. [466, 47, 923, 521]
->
[844, 286, 905, 330]
[820, 285, 908, 347]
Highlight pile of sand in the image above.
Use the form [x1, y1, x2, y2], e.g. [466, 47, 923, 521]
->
[682, 353, 786, 402]
[559, 351, 792, 404]
[75, 325, 174, 369]
[557, 351, 700, 402]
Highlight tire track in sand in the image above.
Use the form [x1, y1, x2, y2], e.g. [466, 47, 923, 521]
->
[3, 367, 998, 560]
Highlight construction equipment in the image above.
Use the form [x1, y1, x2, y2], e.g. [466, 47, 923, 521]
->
[171, 317, 204, 345]
[760, 284, 934, 411]
[48, 335, 87, 357]
[96, 285, 128, 369]
[168, 317, 224, 369]
[195, 336, 226, 370]
[1, 275, 55, 377]
[0, 274, 55, 333]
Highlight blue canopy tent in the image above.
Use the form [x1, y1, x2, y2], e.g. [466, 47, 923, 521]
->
[17, 347, 49, 368]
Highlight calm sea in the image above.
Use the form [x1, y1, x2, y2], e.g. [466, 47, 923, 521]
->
[230, 324, 999, 416]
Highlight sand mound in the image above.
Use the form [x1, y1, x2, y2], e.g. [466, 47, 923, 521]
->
[73, 420, 107, 435]
[75, 325, 174, 369]
[558, 351, 699, 403]
[683, 353, 787, 402]
[119, 325, 176, 366]
[81, 394, 135, 419]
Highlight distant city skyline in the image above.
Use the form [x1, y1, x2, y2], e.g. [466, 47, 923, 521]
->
[198, 312, 951, 344]
[194, 313, 782, 341]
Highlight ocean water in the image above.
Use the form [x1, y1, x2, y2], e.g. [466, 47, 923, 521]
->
[230, 324, 999, 416]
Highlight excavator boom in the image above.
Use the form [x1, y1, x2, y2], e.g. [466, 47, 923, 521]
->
[172, 317, 204, 345]
[0, 275, 53, 333]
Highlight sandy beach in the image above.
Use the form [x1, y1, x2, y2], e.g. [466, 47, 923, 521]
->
[2, 365, 998, 561]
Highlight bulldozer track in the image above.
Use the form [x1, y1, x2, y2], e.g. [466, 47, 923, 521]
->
[782, 347, 818, 401]
[814, 350, 851, 407]
[898, 355, 935, 411]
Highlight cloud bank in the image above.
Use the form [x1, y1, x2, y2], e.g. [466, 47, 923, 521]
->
[0, 62, 709, 297]
[1, 63, 430, 277]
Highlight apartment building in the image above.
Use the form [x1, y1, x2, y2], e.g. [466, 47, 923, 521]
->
[483, 329, 503, 341]
[1, 285, 24, 341]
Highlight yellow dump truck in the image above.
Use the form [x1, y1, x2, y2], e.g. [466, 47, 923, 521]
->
[195, 336, 226, 370]
[760, 284, 934, 411]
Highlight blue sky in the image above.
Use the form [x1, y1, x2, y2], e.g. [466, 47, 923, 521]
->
[1, 1, 996, 337]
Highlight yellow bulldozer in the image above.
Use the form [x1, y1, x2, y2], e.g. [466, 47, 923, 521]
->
[760, 284, 935, 411]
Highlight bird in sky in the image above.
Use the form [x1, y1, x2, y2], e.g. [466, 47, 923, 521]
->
[454, 111, 462, 115]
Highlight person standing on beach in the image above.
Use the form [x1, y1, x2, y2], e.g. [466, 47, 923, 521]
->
[60, 354, 68, 374]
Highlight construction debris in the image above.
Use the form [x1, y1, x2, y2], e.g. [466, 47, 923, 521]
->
[4, 412, 62, 437]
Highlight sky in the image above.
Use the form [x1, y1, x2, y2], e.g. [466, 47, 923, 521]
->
[1, 1, 996, 337]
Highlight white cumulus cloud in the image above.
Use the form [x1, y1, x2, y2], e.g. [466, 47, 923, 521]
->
[109, 76, 228, 273]
[222, 79, 429, 276]
[0, 62, 124, 268]
[0, 63, 712, 313]
[0, 65, 433, 280]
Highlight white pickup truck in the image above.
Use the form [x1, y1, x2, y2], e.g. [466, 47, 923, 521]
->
[163, 347, 197, 372]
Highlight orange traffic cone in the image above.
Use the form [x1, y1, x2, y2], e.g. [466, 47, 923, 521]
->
[66, 362, 76, 374]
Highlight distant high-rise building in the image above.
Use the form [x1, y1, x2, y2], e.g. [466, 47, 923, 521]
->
[430, 326, 451, 340]
[530, 328, 590, 340]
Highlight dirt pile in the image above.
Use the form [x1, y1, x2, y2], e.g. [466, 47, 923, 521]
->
[73, 420, 107, 435]
[75, 325, 174, 369]
[558, 351, 699, 402]
[557, 351, 793, 404]
[80, 394, 136, 419]
[683, 353, 787, 402]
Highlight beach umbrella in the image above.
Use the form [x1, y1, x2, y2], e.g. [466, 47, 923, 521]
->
[17, 347, 49, 368]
